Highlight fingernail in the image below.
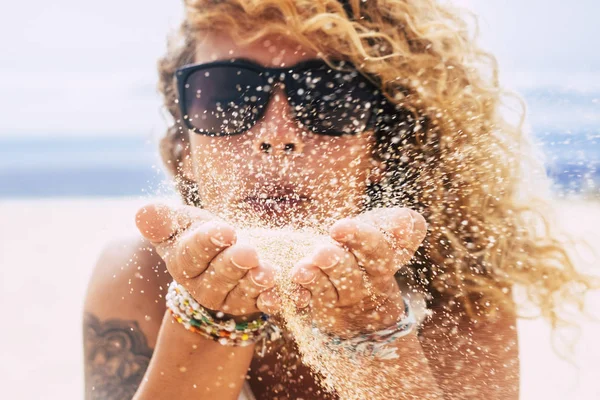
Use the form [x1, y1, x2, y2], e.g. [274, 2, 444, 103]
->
[230, 254, 254, 270]
[262, 297, 273, 307]
[262, 293, 279, 307]
[250, 270, 273, 288]
[208, 223, 235, 247]
[294, 268, 316, 285]
[210, 236, 230, 247]
[330, 219, 358, 242]
[319, 256, 339, 270]
[297, 290, 311, 307]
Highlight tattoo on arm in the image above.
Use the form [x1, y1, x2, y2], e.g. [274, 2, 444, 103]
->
[83, 313, 153, 400]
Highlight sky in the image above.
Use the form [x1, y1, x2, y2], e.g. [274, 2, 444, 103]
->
[0, 0, 598, 137]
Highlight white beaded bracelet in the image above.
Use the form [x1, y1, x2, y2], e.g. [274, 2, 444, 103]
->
[319, 296, 416, 360]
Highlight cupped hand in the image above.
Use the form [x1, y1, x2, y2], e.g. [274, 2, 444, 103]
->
[135, 204, 279, 319]
[288, 207, 428, 336]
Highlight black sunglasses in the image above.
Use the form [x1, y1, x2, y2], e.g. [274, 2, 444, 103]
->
[175, 58, 388, 137]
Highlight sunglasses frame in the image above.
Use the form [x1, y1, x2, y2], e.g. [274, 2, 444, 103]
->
[175, 58, 386, 137]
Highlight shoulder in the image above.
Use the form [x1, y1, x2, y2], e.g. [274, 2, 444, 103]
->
[84, 236, 171, 347]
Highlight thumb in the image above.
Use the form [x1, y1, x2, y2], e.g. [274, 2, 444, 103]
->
[135, 203, 213, 244]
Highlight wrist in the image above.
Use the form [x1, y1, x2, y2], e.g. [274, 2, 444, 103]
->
[166, 280, 280, 347]
[323, 292, 408, 337]
[360, 293, 408, 333]
[319, 295, 416, 360]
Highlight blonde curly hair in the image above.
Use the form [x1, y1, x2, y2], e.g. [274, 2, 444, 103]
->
[156, 0, 598, 332]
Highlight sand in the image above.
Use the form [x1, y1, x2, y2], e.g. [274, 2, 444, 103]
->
[0, 196, 599, 399]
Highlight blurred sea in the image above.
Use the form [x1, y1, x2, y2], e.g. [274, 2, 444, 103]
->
[0, 89, 598, 198]
[1, 129, 598, 199]
[0, 136, 167, 198]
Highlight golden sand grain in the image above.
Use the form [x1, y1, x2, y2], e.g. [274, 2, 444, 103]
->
[237, 227, 402, 399]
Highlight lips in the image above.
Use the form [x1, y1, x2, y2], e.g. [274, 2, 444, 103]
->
[243, 187, 310, 215]
[244, 195, 309, 211]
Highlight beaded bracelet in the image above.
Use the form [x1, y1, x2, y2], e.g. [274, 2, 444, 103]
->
[319, 296, 416, 360]
[166, 280, 280, 346]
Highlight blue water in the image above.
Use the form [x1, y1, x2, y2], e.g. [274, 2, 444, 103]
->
[0, 129, 598, 198]
[0, 136, 168, 198]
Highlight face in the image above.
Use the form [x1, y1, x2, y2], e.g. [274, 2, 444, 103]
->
[182, 33, 380, 229]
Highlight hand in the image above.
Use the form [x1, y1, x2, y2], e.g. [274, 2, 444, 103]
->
[135, 204, 279, 319]
[289, 207, 428, 336]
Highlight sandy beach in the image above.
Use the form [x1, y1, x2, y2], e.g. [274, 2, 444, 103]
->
[1, 196, 599, 399]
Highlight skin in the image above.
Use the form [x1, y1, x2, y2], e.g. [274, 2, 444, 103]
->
[182, 34, 379, 230]
[83, 32, 520, 400]
[169, 33, 422, 331]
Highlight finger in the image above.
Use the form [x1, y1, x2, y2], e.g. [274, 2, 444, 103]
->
[135, 203, 214, 247]
[293, 288, 312, 310]
[291, 259, 337, 305]
[169, 219, 237, 280]
[373, 208, 428, 265]
[311, 245, 369, 307]
[276, 286, 312, 311]
[256, 288, 281, 315]
[291, 259, 363, 334]
[329, 218, 397, 276]
[188, 243, 259, 310]
[221, 262, 276, 316]
[291, 257, 352, 308]
[397, 209, 428, 263]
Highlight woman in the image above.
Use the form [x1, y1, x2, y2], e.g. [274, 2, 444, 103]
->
[83, 0, 595, 399]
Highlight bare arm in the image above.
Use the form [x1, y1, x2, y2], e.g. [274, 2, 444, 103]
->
[133, 311, 255, 399]
[360, 330, 445, 399]
[82, 234, 263, 399]
[346, 296, 519, 400]
[84, 308, 255, 400]
[419, 296, 520, 399]
[287, 207, 519, 399]
[83, 238, 166, 400]
[84, 202, 282, 399]
[83, 313, 153, 400]
[287, 208, 445, 399]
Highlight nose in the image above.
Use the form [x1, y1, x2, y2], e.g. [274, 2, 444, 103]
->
[252, 87, 305, 156]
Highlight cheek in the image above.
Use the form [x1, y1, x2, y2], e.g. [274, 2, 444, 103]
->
[310, 136, 374, 176]
[188, 135, 250, 178]
[299, 138, 374, 204]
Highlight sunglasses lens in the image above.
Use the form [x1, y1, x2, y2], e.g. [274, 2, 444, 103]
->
[288, 66, 377, 135]
[181, 66, 268, 135]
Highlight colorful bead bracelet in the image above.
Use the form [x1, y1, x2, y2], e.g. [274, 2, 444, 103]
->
[166, 280, 279, 346]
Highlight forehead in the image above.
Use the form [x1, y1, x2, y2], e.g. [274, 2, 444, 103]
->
[194, 33, 320, 67]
